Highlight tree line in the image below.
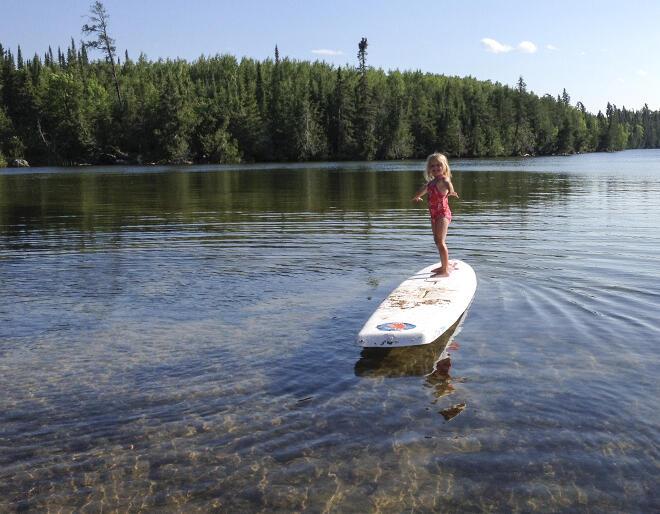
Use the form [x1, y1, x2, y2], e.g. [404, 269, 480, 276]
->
[1, 33, 659, 167]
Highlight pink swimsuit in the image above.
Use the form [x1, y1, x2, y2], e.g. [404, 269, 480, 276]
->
[427, 180, 452, 222]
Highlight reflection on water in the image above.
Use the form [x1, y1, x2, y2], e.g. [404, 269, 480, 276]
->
[356, 318, 466, 419]
[355, 322, 457, 379]
[355, 313, 467, 421]
[1, 151, 659, 511]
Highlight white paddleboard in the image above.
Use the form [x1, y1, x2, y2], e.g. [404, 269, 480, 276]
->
[356, 260, 477, 347]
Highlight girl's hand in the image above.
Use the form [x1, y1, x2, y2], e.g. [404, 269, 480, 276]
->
[412, 195, 423, 202]
[449, 191, 459, 198]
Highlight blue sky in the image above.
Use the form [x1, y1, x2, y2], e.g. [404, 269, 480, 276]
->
[2, 0, 659, 114]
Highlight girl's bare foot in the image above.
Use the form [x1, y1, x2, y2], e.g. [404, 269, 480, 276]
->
[432, 261, 458, 274]
[431, 269, 450, 277]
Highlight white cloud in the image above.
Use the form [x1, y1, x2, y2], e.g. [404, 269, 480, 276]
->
[518, 41, 537, 53]
[637, 69, 648, 77]
[311, 49, 343, 56]
[481, 38, 538, 54]
[546, 44, 559, 51]
[481, 38, 512, 53]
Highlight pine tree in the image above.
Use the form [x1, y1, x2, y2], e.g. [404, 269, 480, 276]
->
[512, 76, 535, 155]
[3, 32, 660, 165]
[268, 46, 288, 160]
[256, 62, 265, 115]
[556, 115, 574, 154]
[328, 67, 355, 159]
[82, 1, 122, 107]
[154, 70, 193, 162]
[354, 37, 375, 159]
[378, 71, 412, 159]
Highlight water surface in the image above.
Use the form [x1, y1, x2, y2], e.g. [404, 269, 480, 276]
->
[1, 150, 658, 511]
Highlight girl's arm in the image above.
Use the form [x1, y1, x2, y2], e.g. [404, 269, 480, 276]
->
[446, 178, 459, 198]
[412, 183, 429, 201]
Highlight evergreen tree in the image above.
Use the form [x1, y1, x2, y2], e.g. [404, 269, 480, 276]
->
[293, 86, 326, 160]
[556, 115, 574, 154]
[355, 37, 375, 159]
[3, 34, 660, 166]
[407, 73, 436, 157]
[255, 62, 265, 116]
[4, 67, 40, 162]
[572, 111, 588, 153]
[512, 77, 535, 155]
[82, 1, 122, 107]
[228, 58, 267, 161]
[328, 67, 355, 159]
[153, 69, 193, 162]
[378, 70, 412, 159]
[640, 104, 656, 148]
[267, 46, 291, 161]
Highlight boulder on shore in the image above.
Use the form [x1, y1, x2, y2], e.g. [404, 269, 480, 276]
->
[10, 159, 29, 167]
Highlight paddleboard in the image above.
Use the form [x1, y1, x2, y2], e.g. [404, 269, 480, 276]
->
[356, 260, 477, 347]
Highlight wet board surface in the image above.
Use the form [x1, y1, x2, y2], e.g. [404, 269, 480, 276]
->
[356, 260, 477, 347]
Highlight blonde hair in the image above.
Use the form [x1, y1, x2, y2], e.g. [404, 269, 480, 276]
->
[424, 152, 451, 182]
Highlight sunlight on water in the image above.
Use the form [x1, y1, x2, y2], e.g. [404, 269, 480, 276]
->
[1, 150, 658, 511]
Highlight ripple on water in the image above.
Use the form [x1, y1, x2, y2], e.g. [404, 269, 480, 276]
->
[1, 156, 659, 511]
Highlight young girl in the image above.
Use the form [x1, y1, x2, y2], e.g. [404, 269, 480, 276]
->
[412, 153, 459, 277]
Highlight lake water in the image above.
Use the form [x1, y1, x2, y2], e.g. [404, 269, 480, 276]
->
[1, 150, 658, 512]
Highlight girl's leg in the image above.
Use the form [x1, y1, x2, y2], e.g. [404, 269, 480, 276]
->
[432, 217, 451, 276]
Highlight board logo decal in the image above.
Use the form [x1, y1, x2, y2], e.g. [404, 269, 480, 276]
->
[377, 322, 416, 331]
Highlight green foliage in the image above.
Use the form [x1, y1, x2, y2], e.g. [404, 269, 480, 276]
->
[1, 38, 660, 166]
[0, 107, 14, 160]
[39, 69, 91, 164]
[198, 125, 240, 163]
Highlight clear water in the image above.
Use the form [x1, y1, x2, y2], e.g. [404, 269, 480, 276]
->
[1, 150, 658, 511]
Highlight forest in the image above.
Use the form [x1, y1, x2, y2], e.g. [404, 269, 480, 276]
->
[1, 11, 660, 167]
